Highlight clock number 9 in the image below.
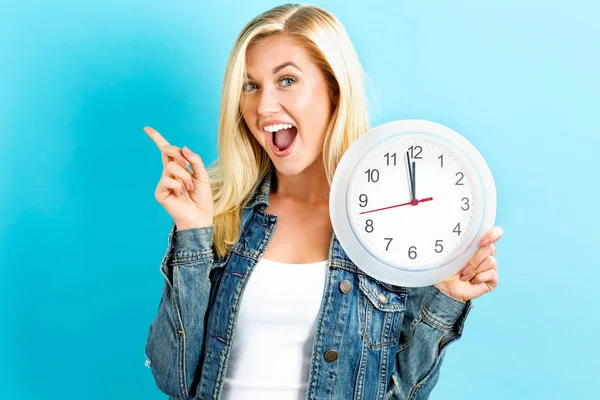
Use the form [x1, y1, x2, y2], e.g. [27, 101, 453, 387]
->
[359, 194, 368, 207]
[365, 219, 374, 233]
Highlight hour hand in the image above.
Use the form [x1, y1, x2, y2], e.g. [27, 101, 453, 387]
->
[412, 161, 416, 200]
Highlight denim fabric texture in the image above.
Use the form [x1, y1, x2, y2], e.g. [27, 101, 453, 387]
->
[145, 166, 473, 400]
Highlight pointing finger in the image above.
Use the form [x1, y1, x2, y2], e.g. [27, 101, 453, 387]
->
[144, 127, 189, 169]
[144, 126, 170, 149]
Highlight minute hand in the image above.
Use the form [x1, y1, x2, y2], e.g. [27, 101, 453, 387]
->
[406, 151, 415, 200]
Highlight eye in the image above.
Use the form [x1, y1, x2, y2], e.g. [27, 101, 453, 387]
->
[243, 82, 258, 92]
[280, 77, 296, 87]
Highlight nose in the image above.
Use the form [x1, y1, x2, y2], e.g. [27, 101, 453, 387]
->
[256, 86, 281, 116]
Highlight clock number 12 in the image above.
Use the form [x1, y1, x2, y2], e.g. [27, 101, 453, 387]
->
[408, 146, 423, 159]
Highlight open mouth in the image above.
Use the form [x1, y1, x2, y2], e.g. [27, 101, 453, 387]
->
[265, 125, 298, 157]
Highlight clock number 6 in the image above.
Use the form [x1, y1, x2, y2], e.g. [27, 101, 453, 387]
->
[408, 246, 417, 260]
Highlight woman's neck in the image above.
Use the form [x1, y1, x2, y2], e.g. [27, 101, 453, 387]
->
[270, 160, 330, 206]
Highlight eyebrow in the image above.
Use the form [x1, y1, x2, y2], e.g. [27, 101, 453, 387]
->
[246, 61, 302, 80]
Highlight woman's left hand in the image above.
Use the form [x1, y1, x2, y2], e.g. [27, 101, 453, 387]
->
[434, 226, 504, 302]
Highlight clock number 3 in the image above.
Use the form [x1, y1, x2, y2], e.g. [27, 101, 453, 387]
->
[461, 197, 470, 210]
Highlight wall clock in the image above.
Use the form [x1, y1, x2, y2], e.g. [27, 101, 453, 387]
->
[330, 119, 496, 287]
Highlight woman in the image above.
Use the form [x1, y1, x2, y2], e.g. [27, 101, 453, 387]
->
[144, 4, 503, 400]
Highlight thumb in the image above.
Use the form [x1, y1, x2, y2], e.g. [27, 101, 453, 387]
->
[182, 146, 207, 179]
[181, 146, 212, 198]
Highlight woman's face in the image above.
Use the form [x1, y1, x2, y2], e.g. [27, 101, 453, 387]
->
[240, 34, 334, 176]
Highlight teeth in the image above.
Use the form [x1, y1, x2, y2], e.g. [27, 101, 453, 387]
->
[264, 123, 293, 132]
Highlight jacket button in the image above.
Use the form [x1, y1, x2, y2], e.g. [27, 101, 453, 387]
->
[339, 280, 353, 293]
[378, 293, 388, 304]
[324, 350, 339, 363]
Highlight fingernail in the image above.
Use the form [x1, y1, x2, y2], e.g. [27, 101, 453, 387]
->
[462, 265, 472, 276]
[481, 237, 491, 246]
[183, 146, 191, 154]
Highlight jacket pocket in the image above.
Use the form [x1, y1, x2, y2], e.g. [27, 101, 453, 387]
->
[357, 274, 407, 349]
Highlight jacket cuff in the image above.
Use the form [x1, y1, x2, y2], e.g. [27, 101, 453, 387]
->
[170, 226, 214, 263]
[159, 221, 214, 285]
[421, 285, 473, 335]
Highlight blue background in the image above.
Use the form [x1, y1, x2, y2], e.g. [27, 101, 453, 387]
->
[1, 0, 598, 398]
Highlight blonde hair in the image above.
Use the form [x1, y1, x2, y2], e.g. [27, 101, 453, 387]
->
[207, 3, 370, 258]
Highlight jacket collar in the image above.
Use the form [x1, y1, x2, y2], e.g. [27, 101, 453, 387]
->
[243, 164, 275, 212]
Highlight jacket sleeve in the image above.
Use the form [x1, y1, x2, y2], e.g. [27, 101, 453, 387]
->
[144, 221, 216, 399]
[390, 285, 473, 399]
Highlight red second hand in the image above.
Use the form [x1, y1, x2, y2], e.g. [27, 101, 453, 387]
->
[359, 197, 433, 215]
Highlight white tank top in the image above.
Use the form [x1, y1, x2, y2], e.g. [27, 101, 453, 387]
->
[221, 257, 329, 400]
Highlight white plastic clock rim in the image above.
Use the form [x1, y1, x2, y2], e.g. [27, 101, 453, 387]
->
[329, 119, 497, 287]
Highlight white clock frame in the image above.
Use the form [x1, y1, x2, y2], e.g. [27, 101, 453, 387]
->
[330, 119, 497, 287]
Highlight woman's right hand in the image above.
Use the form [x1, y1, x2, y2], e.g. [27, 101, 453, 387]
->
[144, 126, 214, 230]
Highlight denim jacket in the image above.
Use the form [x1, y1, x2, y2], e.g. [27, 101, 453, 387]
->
[145, 167, 473, 400]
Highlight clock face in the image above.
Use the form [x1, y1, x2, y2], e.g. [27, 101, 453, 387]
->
[347, 134, 479, 271]
[330, 119, 496, 287]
